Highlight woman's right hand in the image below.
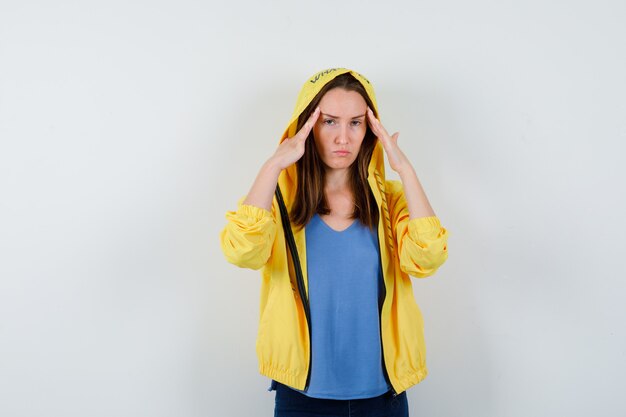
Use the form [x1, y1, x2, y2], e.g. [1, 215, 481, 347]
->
[270, 107, 320, 170]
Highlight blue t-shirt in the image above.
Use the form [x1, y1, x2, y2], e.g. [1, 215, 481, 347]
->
[286, 213, 391, 399]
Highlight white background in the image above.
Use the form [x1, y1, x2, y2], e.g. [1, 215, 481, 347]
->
[1, 1, 624, 416]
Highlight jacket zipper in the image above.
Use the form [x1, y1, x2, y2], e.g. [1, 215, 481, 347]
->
[274, 186, 312, 392]
[371, 175, 398, 397]
[378, 246, 398, 398]
[296, 263, 312, 391]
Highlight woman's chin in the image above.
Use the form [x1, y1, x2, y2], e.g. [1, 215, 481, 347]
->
[322, 157, 357, 169]
[324, 162, 353, 171]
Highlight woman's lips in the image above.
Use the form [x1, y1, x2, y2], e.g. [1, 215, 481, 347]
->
[333, 151, 350, 156]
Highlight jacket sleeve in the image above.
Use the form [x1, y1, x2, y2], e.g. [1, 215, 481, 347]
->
[219, 195, 277, 270]
[386, 180, 449, 278]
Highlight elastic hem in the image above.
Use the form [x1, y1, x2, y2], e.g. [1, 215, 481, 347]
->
[391, 366, 429, 394]
[259, 362, 307, 391]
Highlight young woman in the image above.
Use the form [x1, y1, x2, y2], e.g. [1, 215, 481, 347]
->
[220, 68, 450, 417]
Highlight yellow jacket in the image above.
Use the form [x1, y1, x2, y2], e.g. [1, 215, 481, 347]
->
[219, 68, 449, 395]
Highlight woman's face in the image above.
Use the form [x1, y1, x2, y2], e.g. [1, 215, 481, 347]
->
[312, 88, 368, 171]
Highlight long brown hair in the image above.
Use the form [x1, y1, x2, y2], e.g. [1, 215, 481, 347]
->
[290, 73, 380, 231]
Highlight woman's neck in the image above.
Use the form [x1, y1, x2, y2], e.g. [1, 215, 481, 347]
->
[324, 168, 351, 193]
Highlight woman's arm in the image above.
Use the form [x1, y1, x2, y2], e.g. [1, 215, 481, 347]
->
[219, 158, 281, 270]
[220, 108, 321, 270]
[386, 180, 449, 278]
[397, 165, 436, 219]
[366, 106, 448, 277]
[242, 158, 283, 211]
[219, 198, 276, 271]
[366, 106, 435, 219]
[244, 107, 321, 210]
[220, 153, 281, 269]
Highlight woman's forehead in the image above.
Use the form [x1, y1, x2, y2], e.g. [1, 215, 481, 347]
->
[319, 89, 367, 117]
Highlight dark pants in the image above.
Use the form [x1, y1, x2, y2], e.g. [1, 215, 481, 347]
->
[273, 382, 409, 417]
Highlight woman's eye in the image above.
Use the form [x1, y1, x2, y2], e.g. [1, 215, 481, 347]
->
[323, 119, 336, 125]
[351, 120, 362, 126]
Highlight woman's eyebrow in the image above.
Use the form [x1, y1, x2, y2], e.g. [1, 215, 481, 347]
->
[320, 112, 366, 119]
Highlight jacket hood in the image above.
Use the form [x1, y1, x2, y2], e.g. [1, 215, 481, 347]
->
[277, 67, 386, 208]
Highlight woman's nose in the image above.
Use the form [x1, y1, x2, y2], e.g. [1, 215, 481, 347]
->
[335, 125, 349, 144]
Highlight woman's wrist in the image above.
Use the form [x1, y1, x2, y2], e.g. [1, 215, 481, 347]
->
[264, 157, 284, 174]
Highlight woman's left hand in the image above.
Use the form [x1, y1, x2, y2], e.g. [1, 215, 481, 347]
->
[367, 107, 413, 175]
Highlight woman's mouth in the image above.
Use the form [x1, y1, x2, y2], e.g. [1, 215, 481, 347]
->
[333, 151, 350, 156]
